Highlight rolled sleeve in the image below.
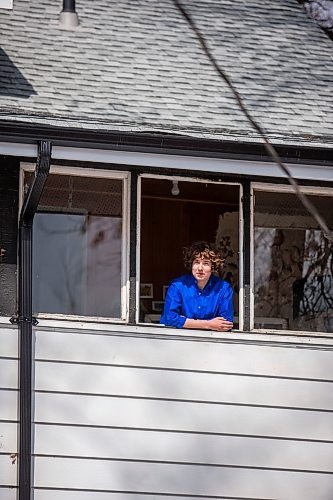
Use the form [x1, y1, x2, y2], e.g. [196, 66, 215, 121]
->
[160, 283, 186, 328]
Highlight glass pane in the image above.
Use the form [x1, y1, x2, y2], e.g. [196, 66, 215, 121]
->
[140, 178, 240, 326]
[31, 173, 123, 318]
[254, 191, 333, 333]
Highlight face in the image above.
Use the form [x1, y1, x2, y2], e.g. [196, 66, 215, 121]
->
[191, 256, 212, 288]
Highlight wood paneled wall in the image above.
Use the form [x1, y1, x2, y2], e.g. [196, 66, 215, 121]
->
[140, 197, 235, 314]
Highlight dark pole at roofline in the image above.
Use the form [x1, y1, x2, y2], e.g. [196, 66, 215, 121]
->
[10, 141, 52, 500]
[60, 0, 79, 28]
[62, 0, 76, 12]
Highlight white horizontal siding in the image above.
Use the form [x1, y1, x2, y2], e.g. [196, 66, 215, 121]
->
[0, 327, 18, 358]
[33, 492, 234, 500]
[0, 391, 17, 421]
[34, 457, 333, 499]
[0, 360, 18, 390]
[0, 422, 17, 453]
[35, 329, 333, 380]
[34, 392, 333, 442]
[32, 328, 333, 500]
[0, 488, 17, 500]
[0, 455, 17, 486]
[34, 425, 333, 472]
[0, 326, 18, 494]
[35, 362, 333, 411]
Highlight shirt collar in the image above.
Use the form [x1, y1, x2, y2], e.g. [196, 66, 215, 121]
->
[191, 273, 216, 292]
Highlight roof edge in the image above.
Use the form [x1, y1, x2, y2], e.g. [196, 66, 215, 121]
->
[0, 119, 333, 168]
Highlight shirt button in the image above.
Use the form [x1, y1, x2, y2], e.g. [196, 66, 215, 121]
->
[198, 306, 201, 309]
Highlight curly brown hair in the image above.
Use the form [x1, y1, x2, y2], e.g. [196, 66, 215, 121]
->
[183, 241, 224, 273]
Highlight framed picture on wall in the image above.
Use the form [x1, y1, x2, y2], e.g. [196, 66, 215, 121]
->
[163, 285, 169, 299]
[152, 301, 164, 312]
[140, 283, 153, 298]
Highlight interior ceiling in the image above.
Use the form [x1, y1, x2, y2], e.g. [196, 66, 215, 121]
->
[141, 178, 239, 205]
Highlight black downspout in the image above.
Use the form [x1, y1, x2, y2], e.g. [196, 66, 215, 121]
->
[11, 141, 52, 500]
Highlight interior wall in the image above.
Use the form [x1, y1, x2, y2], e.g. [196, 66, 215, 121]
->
[140, 191, 238, 319]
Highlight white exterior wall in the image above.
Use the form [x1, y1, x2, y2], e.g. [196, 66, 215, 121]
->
[0, 326, 18, 499]
[1, 323, 333, 499]
[30, 325, 333, 500]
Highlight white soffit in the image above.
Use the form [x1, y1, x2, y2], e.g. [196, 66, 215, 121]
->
[0, 141, 332, 182]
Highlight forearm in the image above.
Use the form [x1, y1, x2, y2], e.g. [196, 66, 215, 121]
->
[184, 318, 210, 330]
[184, 317, 233, 332]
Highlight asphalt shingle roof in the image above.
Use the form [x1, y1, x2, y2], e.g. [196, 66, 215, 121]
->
[1, 0, 333, 147]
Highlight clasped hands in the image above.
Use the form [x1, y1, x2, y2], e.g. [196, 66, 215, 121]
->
[207, 317, 233, 332]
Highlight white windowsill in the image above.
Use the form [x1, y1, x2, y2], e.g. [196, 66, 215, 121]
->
[1, 316, 333, 346]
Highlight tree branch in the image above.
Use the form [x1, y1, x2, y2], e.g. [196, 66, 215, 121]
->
[172, 0, 333, 241]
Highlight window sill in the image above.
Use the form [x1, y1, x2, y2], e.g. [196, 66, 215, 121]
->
[1, 316, 332, 347]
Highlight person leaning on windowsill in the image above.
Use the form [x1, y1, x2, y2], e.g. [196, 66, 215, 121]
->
[160, 241, 233, 332]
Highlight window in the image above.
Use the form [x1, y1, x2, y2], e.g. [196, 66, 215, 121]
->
[20, 159, 333, 336]
[23, 167, 129, 321]
[253, 186, 333, 333]
[138, 176, 242, 328]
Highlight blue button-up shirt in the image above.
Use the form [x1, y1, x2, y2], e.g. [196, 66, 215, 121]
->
[160, 274, 233, 329]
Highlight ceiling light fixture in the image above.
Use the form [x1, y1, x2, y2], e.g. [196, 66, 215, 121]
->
[171, 180, 180, 196]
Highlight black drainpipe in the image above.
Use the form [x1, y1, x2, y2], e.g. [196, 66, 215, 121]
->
[11, 140, 52, 500]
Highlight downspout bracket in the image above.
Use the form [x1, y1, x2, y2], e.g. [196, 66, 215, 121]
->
[10, 316, 39, 326]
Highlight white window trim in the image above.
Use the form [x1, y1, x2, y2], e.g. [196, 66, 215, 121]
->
[136, 173, 244, 330]
[252, 183, 333, 196]
[251, 182, 333, 335]
[20, 163, 130, 323]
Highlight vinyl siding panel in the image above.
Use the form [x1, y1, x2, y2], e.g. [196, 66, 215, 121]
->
[0, 328, 18, 358]
[0, 326, 18, 494]
[0, 455, 17, 486]
[35, 392, 333, 441]
[33, 458, 333, 499]
[0, 359, 18, 390]
[33, 493, 238, 500]
[34, 425, 333, 472]
[32, 327, 333, 500]
[34, 362, 333, 411]
[0, 422, 17, 453]
[0, 488, 17, 500]
[0, 390, 17, 421]
[35, 329, 333, 380]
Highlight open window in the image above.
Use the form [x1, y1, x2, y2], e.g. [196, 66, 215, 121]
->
[22, 166, 129, 321]
[253, 185, 333, 333]
[138, 175, 242, 328]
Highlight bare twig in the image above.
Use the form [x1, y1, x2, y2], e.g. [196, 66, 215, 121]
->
[172, 0, 333, 241]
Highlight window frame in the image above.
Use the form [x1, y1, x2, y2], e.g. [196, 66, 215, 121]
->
[250, 182, 333, 334]
[136, 173, 244, 330]
[20, 163, 130, 323]
[14, 156, 332, 339]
